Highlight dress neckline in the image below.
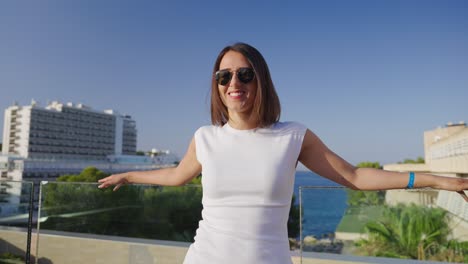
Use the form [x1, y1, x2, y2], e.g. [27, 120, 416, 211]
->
[223, 122, 258, 133]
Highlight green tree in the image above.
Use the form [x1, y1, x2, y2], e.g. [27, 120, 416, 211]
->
[288, 194, 300, 239]
[357, 204, 467, 262]
[188, 174, 202, 185]
[346, 190, 384, 207]
[57, 167, 108, 182]
[356, 161, 382, 169]
[140, 186, 202, 241]
[398, 157, 425, 164]
[42, 167, 203, 242]
[136, 151, 145, 156]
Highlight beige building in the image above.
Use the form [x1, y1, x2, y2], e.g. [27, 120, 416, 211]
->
[384, 122, 468, 240]
[2, 100, 137, 160]
[1, 101, 177, 182]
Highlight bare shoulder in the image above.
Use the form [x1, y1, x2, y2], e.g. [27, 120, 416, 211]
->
[301, 129, 321, 150]
[174, 136, 202, 185]
[299, 128, 335, 166]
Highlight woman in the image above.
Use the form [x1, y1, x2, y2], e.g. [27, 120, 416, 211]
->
[98, 42, 468, 264]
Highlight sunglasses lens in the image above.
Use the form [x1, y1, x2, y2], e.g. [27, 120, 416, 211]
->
[238, 68, 255, 83]
[216, 70, 232, 86]
[216, 68, 255, 85]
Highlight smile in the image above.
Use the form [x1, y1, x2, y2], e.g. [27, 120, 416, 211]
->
[228, 91, 245, 98]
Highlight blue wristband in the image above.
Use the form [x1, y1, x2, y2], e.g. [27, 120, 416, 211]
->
[407, 172, 415, 189]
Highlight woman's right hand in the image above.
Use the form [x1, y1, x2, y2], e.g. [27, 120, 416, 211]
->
[98, 173, 130, 191]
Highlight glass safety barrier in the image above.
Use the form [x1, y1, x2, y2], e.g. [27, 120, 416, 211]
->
[36, 182, 202, 264]
[0, 180, 34, 264]
[299, 187, 468, 264]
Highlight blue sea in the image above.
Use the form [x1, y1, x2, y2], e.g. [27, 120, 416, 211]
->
[293, 171, 348, 239]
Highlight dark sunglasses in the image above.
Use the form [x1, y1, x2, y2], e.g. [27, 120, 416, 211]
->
[215, 67, 255, 86]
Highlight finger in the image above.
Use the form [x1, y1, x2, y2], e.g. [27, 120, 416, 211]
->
[98, 177, 110, 183]
[113, 183, 122, 192]
[457, 191, 468, 202]
[100, 175, 115, 181]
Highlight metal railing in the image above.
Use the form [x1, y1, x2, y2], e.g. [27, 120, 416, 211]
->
[1, 180, 467, 263]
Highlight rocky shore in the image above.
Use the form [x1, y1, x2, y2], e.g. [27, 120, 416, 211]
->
[290, 235, 346, 254]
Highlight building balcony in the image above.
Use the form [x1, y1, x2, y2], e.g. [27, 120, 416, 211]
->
[0, 180, 467, 264]
[9, 143, 20, 148]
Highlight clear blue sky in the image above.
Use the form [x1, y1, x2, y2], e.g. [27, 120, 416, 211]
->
[1, 1, 467, 167]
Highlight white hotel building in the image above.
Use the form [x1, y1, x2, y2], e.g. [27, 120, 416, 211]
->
[384, 121, 468, 240]
[0, 101, 178, 185]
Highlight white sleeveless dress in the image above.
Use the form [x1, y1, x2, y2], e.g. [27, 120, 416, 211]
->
[183, 122, 307, 264]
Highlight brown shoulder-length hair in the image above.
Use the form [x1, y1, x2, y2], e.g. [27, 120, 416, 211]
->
[210, 42, 281, 127]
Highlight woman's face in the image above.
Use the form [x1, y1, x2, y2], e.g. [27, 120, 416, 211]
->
[217, 51, 257, 117]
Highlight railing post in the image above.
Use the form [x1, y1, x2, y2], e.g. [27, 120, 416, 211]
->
[299, 186, 302, 264]
[25, 182, 34, 264]
[35, 181, 46, 264]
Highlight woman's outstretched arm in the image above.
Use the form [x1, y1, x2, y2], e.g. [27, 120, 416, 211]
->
[298, 129, 468, 197]
[98, 137, 202, 191]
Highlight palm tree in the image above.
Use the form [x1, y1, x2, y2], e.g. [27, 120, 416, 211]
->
[356, 204, 466, 262]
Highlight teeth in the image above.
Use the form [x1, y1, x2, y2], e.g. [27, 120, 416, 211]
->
[229, 92, 243, 96]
